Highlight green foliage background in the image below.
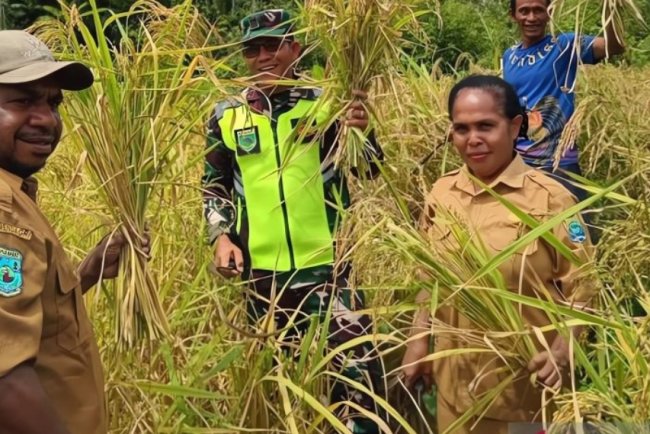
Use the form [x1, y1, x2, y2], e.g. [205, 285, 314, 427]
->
[4, 0, 648, 431]
[2, 0, 649, 69]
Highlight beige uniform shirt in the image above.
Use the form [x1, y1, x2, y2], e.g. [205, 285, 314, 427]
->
[0, 169, 106, 434]
[422, 155, 596, 422]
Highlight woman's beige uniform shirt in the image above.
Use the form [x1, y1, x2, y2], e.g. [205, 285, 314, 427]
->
[422, 155, 596, 422]
[0, 169, 106, 434]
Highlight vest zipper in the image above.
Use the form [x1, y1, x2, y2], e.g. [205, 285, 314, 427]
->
[271, 118, 296, 269]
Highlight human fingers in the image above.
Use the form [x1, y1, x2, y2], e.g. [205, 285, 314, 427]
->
[402, 367, 419, 390]
[140, 231, 152, 257]
[105, 231, 125, 247]
[349, 100, 365, 110]
[537, 358, 556, 382]
[214, 247, 241, 278]
[528, 352, 547, 373]
[100, 232, 124, 259]
[351, 89, 368, 100]
[345, 118, 369, 130]
[215, 251, 239, 278]
[218, 267, 239, 278]
[217, 249, 232, 269]
[346, 107, 367, 120]
[233, 246, 244, 273]
[542, 369, 561, 389]
[551, 376, 562, 391]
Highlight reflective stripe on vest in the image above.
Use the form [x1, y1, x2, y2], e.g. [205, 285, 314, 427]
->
[219, 98, 334, 271]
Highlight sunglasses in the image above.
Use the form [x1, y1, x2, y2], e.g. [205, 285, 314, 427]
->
[242, 39, 289, 58]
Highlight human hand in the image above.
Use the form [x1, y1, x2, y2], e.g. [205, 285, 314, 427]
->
[213, 234, 244, 278]
[78, 228, 151, 291]
[401, 334, 433, 390]
[345, 89, 370, 130]
[528, 335, 571, 390]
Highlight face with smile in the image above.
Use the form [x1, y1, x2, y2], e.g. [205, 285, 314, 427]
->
[0, 78, 63, 178]
[512, 0, 550, 47]
[451, 88, 522, 185]
[242, 36, 301, 94]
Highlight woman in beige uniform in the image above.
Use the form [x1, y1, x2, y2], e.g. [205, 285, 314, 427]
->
[401, 75, 596, 433]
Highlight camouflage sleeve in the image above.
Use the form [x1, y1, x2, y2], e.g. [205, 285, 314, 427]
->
[202, 107, 236, 244]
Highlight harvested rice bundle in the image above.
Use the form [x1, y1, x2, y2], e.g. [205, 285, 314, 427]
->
[33, 0, 225, 346]
[302, 0, 431, 173]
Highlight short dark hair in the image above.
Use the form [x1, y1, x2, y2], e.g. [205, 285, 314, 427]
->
[448, 75, 527, 136]
[448, 75, 522, 119]
[509, 0, 551, 16]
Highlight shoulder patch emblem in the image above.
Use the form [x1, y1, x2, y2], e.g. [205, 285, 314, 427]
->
[566, 219, 586, 244]
[0, 246, 23, 297]
[235, 126, 261, 155]
[0, 223, 32, 240]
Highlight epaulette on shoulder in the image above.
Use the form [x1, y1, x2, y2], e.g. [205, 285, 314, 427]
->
[526, 169, 577, 202]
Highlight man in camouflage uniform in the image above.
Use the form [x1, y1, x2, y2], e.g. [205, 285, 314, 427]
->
[202, 9, 385, 433]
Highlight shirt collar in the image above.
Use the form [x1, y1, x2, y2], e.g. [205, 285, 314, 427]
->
[0, 168, 38, 201]
[454, 153, 530, 197]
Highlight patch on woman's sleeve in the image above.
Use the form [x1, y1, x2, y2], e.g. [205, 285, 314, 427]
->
[0, 246, 23, 297]
[566, 219, 587, 244]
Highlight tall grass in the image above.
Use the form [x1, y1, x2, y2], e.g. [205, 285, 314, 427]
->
[32, 1, 650, 432]
[302, 0, 432, 173]
[33, 0, 230, 346]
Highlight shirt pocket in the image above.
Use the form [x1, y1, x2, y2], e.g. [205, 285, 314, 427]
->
[55, 253, 90, 353]
[484, 218, 539, 256]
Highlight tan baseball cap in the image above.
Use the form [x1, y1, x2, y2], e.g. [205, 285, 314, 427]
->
[0, 30, 93, 91]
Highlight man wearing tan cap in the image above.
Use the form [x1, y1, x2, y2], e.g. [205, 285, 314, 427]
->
[0, 30, 134, 434]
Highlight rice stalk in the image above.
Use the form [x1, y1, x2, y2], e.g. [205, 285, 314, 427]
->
[302, 0, 434, 174]
[32, 0, 229, 346]
[550, 0, 645, 167]
[550, 0, 645, 48]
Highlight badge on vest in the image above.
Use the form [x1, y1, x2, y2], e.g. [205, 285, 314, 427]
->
[235, 126, 261, 155]
[0, 246, 23, 297]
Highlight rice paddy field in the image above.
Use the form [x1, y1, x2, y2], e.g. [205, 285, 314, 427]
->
[27, 0, 650, 432]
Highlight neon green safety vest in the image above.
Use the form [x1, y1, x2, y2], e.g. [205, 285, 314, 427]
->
[218, 97, 335, 272]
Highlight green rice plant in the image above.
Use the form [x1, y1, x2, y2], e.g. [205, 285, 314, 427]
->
[31, 0, 231, 346]
[552, 300, 650, 429]
[301, 0, 433, 173]
[549, 0, 646, 166]
[30, 0, 650, 429]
